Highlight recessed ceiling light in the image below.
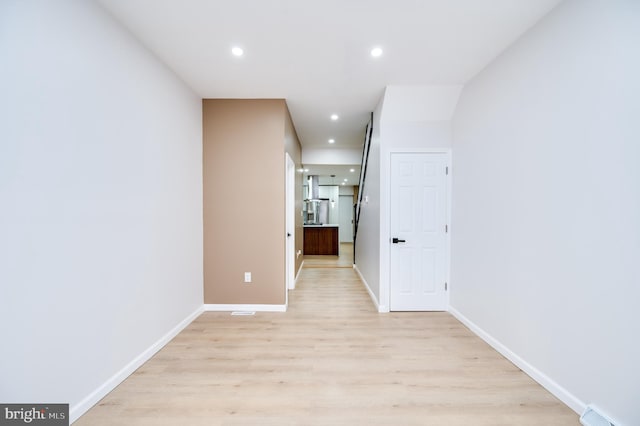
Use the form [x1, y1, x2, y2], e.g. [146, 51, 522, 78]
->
[342, 182, 345, 186]
[371, 47, 383, 57]
[330, 114, 339, 121]
[304, 168, 309, 172]
[328, 139, 335, 144]
[343, 178, 348, 182]
[350, 168, 355, 173]
[231, 46, 244, 56]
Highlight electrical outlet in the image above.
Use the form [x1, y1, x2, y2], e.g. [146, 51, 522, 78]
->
[244, 272, 251, 283]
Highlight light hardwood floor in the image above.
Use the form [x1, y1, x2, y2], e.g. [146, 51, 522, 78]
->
[76, 245, 578, 425]
[302, 242, 355, 268]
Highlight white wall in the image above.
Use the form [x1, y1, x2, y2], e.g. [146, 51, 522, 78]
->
[339, 185, 355, 196]
[338, 195, 354, 243]
[356, 86, 460, 311]
[373, 86, 460, 312]
[354, 95, 383, 307]
[450, 1, 640, 424]
[0, 0, 203, 421]
[380, 85, 462, 155]
[383, 121, 452, 150]
[302, 147, 363, 165]
[382, 86, 462, 123]
[339, 186, 355, 243]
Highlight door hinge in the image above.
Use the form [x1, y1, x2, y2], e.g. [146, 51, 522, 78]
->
[445, 282, 448, 291]
[446, 166, 449, 175]
[445, 224, 448, 233]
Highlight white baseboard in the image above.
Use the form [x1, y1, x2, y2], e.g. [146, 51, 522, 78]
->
[293, 261, 304, 287]
[203, 304, 287, 312]
[353, 264, 388, 313]
[296, 261, 304, 279]
[448, 306, 585, 415]
[70, 305, 204, 424]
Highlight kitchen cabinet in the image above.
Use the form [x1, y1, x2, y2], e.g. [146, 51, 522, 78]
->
[304, 225, 339, 255]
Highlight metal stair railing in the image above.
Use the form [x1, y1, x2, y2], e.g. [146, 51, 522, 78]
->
[353, 112, 373, 263]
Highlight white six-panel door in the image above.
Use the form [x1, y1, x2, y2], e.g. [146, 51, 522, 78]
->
[390, 153, 448, 311]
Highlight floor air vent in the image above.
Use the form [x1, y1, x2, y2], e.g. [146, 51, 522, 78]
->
[580, 406, 615, 426]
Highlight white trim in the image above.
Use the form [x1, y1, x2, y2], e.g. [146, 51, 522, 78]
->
[203, 304, 287, 313]
[384, 148, 451, 154]
[285, 153, 296, 294]
[445, 154, 452, 308]
[448, 306, 585, 415]
[70, 306, 204, 423]
[295, 261, 304, 282]
[580, 405, 622, 426]
[354, 264, 388, 313]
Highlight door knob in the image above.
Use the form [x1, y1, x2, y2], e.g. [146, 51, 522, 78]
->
[392, 237, 406, 244]
[287, 233, 292, 237]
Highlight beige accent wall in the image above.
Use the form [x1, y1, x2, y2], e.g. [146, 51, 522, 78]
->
[203, 99, 302, 305]
[284, 105, 304, 274]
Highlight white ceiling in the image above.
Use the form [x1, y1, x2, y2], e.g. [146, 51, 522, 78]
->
[302, 165, 361, 187]
[98, 0, 561, 156]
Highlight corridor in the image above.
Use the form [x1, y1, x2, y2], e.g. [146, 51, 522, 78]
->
[76, 243, 577, 425]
